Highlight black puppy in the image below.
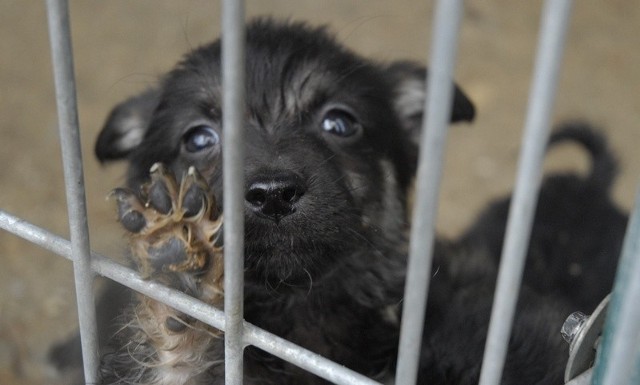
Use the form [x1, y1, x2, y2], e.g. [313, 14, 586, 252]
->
[49, 18, 628, 385]
[91, 18, 475, 385]
[458, 122, 627, 312]
[418, 122, 627, 384]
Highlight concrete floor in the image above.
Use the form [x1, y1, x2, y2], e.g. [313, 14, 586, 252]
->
[0, 1, 638, 384]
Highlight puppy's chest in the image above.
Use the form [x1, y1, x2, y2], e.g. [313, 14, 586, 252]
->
[245, 296, 393, 381]
[248, 297, 359, 351]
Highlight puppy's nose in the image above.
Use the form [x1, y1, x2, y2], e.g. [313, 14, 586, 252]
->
[245, 172, 306, 223]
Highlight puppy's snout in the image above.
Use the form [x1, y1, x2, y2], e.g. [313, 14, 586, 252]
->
[245, 172, 306, 223]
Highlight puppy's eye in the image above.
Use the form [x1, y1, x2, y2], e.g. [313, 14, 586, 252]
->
[183, 125, 219, 153]
[321, 109, 361, 138]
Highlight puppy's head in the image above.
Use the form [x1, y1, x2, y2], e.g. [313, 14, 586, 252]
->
[96, 19, 474, 289]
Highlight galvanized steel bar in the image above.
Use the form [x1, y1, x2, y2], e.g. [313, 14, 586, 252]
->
[44, 0, 100, 383]
[221, 1, 246, 383]
[394, 0, 464, 384]
[592, 187, 640, 385]
[0, 208, 225, 331]
[244, 324, 381, 385]
[0, 209, 232, 338]
[478, 1, 574, 384]
[0, 210, 381, 385]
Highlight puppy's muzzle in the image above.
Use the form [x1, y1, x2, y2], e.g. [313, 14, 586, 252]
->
[245, 171, 306, 223]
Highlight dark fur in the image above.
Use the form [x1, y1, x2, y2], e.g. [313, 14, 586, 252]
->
[418, 121, 627, 384]
[94, 19, 475, 384]
[51, 19, 627, 385]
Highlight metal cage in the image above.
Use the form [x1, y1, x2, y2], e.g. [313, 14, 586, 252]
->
[1, 0, 639, 384]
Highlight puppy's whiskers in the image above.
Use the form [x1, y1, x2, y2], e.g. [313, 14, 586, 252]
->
[304, 153, 338, 181]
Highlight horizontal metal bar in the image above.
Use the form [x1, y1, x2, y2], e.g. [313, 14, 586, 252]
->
[0, 209, 226, 330]
[478, 1, 574, 384]
[45, 0, 99, 382]
[221, 1, 247, 384]
[592, 187, 640, 385]
[394, 0, 464, 383]
[0, 209, 381, 385]
[244, 325, 381, 385]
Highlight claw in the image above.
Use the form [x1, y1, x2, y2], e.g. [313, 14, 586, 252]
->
[110, 188, 147, 233]
[148, 163, 178, 214]
[181, 166, 210, 219]
[212, 223, 224, 247]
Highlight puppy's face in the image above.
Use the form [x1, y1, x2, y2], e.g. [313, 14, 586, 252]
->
[96, 20, 474, 289]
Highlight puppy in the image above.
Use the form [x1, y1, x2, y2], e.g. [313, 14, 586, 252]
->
[55, 19, 625, 385]
[457, 122, 627, 312]
[418, 122, 627, 384]
[92, 18, 475, 385]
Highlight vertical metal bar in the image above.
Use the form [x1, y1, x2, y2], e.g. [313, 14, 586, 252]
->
[45, 0, 99, 383]
[394, 1, 464, 384]
[478, 1, 573, 384]
[592, 187, 640, 385]
[222, 1, 246, 384]
[568, 368, 594, 385]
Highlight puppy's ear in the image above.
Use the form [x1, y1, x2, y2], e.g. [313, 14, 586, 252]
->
[386, 61, 475, 146]
[95, 88, 161, 163]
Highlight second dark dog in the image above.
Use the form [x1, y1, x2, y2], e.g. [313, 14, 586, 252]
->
[418, 122, 627, 384]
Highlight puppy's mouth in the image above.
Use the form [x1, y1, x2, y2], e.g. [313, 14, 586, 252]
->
[217, 165, 356, 288]
[242, 208, 359, 289]
[244, 237, 329, 289]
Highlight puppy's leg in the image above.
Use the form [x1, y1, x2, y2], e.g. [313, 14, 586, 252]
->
[105, 164, 224, 385]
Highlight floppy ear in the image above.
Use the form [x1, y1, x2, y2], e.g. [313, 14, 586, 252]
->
[386, 61, 475, 146]
[95, 88, 161, 163]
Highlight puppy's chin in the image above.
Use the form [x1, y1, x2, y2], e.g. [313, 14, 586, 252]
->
[244, 239, 344, 293]
[242, 198, 362, 292]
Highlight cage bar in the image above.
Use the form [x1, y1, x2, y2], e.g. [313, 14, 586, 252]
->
[591, 187, 640, 385]
[221, 1, 247, 384]
[44, 0, 100, 383]
[478, 1, 574, 384]
[394, 0, 465, 384]
[243, 324, 381, 385]
[0, 209, 381, 385]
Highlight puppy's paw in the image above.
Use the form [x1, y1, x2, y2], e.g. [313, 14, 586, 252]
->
[106, 164, 224, 382]
[111, 163, 223, 295]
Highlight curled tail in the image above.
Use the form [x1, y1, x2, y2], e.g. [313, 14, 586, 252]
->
[548, 120, 618, 192]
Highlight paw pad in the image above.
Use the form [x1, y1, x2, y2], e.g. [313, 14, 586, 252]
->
[111, 163, 223, 282]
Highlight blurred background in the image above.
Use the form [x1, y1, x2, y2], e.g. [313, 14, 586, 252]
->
[0, 1, 638, 384]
